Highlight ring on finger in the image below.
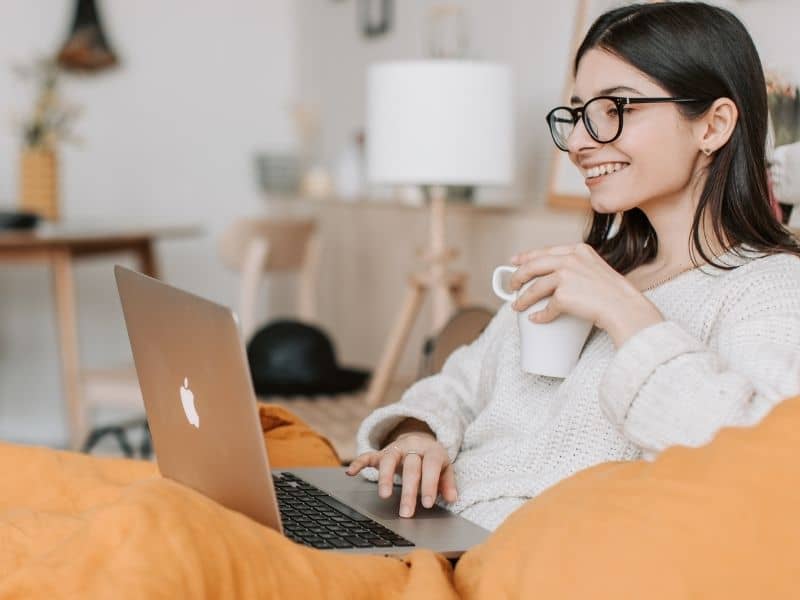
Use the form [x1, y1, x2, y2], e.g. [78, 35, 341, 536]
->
[385, 445, 421, 458]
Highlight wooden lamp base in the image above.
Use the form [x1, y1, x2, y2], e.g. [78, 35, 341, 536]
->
[364, 190, 468, 408]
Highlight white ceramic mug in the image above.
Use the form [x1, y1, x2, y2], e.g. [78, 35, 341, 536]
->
[492, 265, 593, 378]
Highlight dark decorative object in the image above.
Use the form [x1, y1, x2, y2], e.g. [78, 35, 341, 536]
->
[247, 319, 370, 396]
[359, 0, 392, 38]
[57, 0, 119, 72]
[0, 211, 40, 231]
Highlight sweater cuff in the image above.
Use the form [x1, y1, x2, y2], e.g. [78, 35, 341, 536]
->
[354, 401, 464, 482]
[600, 320, 705, 427]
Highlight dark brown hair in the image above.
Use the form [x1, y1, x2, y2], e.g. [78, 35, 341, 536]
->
[576, 2, 800, 273]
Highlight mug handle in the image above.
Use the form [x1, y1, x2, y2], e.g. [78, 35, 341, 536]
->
[492, 265, 517, 302]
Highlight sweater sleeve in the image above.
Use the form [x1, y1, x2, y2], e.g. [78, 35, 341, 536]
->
[599, 256, 800, 456]
[355, 303, 513, 471]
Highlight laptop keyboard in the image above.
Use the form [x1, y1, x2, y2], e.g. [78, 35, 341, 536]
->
[274, 472, 415, 550]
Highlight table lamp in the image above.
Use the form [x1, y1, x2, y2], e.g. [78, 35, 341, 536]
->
[364, 60, 513, 407]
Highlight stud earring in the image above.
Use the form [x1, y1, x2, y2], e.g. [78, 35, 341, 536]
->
[702, 147, 712, 156]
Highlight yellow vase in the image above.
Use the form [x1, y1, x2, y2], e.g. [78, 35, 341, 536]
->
[19, 147, 59, 221]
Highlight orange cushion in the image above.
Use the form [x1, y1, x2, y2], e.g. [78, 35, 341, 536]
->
[257, 402, 341, 467]
[454, 395, 800, 599]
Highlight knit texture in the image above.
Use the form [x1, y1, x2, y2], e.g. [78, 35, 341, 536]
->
[356, 246, 800, 531]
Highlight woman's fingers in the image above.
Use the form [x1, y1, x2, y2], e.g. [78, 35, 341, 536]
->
[419, 452, 445, 508]
[399, 453, 423, 517]
[510, 243, 583, 265]
[346, 440, 459, 516]
[514, 273, 558, 312]
[509, 255, 562, 292]
[345, 450, 381, 476]
[377, 447, 402, 498]
[438, 464, 458, 503]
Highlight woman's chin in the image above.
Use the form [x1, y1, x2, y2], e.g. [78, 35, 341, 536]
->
[588, 195, 619, 214]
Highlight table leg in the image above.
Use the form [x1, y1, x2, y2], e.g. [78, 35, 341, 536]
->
[136, 239, 160, 278]
[51, 249, 85, 450]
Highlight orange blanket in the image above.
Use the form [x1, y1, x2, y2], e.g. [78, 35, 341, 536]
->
[5, 397, 800, 599]
[0, 404, 456, 599]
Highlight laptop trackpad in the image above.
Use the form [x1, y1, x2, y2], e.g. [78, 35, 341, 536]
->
[345, 491, 451, 521]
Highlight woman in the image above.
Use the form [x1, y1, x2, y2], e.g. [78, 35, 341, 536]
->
[347, 1, 800, 531]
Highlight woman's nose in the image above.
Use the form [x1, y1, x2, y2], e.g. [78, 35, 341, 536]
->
[566, 116, 598, 156]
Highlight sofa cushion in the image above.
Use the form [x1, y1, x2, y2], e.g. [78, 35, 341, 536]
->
[454, 395, 800, 599]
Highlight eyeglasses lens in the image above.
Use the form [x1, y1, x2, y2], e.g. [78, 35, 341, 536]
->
[549, 107, 575, 150]
[585, 98, 620, 143]
[548, 98, 622, 150]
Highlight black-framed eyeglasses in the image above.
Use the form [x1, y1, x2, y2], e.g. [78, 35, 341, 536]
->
[545, 96, 701, 151]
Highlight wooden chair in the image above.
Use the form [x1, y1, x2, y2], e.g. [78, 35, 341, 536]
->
[417, 306, 494, 379]
[218, 217, 320, 340]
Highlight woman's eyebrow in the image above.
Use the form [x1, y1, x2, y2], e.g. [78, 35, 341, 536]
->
[570, 85, 644, 105]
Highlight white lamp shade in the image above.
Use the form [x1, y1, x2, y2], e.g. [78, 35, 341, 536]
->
[366, 60, 514, 186]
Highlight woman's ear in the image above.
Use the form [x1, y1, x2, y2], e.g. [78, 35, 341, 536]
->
[697, 97, 738, 155]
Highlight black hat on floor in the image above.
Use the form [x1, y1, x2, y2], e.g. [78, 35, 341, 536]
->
[246, 319, 370, 396]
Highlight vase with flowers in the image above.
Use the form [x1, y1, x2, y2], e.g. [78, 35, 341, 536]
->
[14, 58, 81, 221]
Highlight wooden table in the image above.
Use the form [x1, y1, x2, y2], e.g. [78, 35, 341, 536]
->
[0, 223, 201, 449]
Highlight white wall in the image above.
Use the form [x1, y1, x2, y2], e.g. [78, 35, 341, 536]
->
[0, 0, 296, 445]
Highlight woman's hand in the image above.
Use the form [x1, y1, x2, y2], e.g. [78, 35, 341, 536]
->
[346, 432, 458, 518]
[508, 242, 663, 347]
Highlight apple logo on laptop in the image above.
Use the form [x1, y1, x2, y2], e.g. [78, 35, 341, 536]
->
[179, 377, 200, 428]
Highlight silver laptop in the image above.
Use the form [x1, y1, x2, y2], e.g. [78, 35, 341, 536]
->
[114, 265, 488, 557]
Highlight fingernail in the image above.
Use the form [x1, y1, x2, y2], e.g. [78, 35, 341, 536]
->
[379, 484, 391, 497]
[422, 495, 433, 508]
[400, 505, 412, 517]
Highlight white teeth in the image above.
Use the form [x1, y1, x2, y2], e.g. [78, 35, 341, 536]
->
[585, 162, 628, 179]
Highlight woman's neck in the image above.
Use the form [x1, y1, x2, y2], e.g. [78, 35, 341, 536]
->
[639, 186, 728, 271]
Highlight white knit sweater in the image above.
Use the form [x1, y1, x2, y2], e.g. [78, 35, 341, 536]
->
[356, 246, 800, 531]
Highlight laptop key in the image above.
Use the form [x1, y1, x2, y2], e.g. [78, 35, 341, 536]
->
[317, 496, 370, 521]
[344, 536, 373, 548]
[319, 531, 339, 539]
[328, 539, 355, 549]
[301, 535, 325, 544]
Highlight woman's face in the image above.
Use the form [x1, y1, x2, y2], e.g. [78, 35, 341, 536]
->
[568, 48, 702, 214]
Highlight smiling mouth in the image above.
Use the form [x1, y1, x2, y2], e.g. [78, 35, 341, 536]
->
[583, 162, 630, 180]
